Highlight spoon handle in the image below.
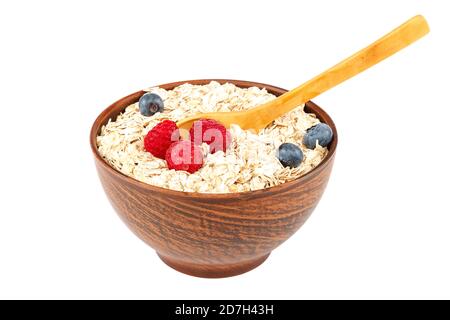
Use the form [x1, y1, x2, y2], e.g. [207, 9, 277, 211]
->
[251, 15, 429, 126]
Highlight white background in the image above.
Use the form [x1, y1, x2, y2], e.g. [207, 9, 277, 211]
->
[0, 0, 449, 299]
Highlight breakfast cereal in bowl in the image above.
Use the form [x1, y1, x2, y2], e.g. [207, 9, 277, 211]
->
[96, 81, 333, 193]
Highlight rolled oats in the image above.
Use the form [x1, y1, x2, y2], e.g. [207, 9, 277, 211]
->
[97, 81, 328, 193]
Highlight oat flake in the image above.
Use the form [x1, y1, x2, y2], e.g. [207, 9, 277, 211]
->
[97, 81, 328, 193]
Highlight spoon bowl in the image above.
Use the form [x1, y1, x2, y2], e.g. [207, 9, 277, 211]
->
[177, 15, 429, 130]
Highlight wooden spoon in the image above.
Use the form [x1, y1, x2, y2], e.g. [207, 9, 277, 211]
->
[177, 15, 429, 130]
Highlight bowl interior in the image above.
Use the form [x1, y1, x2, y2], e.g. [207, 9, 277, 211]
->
[90, 79, 338, 196]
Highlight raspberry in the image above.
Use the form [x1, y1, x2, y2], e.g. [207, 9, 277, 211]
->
[165, 140, 203, 173]
[144, 120, 179, 159]
[189, 119, 231, 153]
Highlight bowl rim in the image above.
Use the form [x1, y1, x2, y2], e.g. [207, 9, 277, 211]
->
[90, 79, 338, 198]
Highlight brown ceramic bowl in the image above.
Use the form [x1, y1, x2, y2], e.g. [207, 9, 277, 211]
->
[90, 79, 337, 278]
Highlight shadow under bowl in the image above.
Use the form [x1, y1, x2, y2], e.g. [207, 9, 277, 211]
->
[90, 79, 338, 278]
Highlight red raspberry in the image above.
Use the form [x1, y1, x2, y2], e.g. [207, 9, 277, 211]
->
[189, 119, 231, 153]
[144, 120, 179, 159]
[165, 140, 203, 173]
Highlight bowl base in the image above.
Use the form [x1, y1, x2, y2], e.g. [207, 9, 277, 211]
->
[157, 253, 270, 278]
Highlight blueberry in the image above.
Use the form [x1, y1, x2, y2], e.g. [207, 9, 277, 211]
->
[303, 123, 333, 149]
[139, 93, 164, 116]
[277, 143, 304, 168]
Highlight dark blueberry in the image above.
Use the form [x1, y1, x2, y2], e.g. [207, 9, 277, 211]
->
[303, 123, 333, 149]
[139, 93, 164, 116]
[277, 143, 304, 168]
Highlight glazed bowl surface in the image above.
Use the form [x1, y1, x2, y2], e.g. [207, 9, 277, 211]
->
[90, 79, 338, 278]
